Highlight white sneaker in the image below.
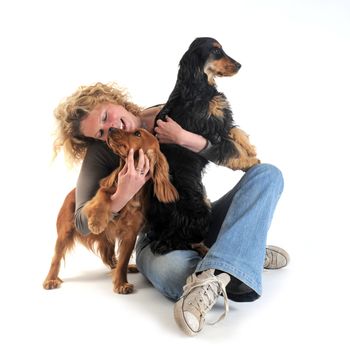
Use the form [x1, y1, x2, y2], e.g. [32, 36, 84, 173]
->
[264, 245, 290, 269]
[174, 269, 230, 336]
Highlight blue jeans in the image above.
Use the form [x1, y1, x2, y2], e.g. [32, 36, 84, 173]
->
[136, 164, 284, 302]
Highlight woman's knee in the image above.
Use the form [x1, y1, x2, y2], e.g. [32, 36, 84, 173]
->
[136, 246, 200, 300]
[251, 163, 284, 193]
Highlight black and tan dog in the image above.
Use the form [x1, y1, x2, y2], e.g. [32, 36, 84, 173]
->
[155, 36, 260, 170]
[148, 37, 259, 255]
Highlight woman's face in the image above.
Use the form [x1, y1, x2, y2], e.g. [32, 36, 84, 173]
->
[80, 103, 140, 141]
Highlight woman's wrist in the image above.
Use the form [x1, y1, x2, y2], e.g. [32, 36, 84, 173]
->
[110, 190, 130, 214]
[178, 129, 208, 153]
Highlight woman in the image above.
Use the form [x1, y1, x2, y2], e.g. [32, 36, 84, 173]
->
[54, 82, 289, 336]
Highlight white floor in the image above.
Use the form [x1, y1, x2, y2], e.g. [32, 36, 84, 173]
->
[2, 231, 293, 349]
[2, 160, 347, 349]
[1, 0, 349, 349]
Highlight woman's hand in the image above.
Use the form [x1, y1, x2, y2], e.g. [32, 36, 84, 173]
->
[154, 116, 185, 144]
[110, 148, 150, 213]
[154, 116, 208, 153]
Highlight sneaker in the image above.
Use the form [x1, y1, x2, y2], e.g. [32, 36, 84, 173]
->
[264, 245, 290, 269]
[174, 269, 230, 336]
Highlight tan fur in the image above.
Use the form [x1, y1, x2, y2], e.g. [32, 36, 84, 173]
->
[43, 128, 178, 294]
[208, 95, 230, 118]
[224, 128, 260, 171]
[204, 55, 238, 85]
[190, 242, 209, 257]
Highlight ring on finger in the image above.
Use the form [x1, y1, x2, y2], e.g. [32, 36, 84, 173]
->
[136, 167, 144, 175]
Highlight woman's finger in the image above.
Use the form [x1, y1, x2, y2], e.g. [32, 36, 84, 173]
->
[136, 149, 145, 172]
[119, 162, 128, 175]
[144, 156, 151, 180]
[143, 155, 150, 174]
[127, 148, 135, 171]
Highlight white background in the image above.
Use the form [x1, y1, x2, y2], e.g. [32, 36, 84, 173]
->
[1, 0, 349, 348]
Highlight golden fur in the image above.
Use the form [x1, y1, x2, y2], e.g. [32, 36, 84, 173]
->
[43, 128, 178, 294]
[226, 128, 259, 170]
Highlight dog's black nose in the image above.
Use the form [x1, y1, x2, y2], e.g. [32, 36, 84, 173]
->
[235, 62, 241, 70]
[109, 127, 117, 134]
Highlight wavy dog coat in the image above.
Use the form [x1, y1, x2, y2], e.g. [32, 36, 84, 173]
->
[43, 128, 178, 294]
[155, 37, 260, 170]
[148, 38, 259, 255]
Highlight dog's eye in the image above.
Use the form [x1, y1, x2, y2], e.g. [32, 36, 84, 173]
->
[134, 131, 141, 137]
[211, 48, 222, 56]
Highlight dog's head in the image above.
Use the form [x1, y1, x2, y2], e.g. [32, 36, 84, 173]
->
[179, 37, 241, 85]
[106, 127, 179, 203]
[107, 127, 158, 159]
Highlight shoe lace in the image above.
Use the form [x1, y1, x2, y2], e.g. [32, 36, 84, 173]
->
[264, 251, 271, 268]
[182, 276, 229, 326]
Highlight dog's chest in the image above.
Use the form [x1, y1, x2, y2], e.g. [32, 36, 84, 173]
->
[170, 96, 232, 141]
[159, 78, 234, 143]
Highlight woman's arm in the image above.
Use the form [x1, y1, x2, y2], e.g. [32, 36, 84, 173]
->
[154, 116, 208, 153]
[109, 148, 150, 213]
[75, 142, 119, 234]
[75, 143, 150, 234]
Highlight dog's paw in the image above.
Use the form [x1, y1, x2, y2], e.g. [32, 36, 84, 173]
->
[150, 241, 169, 255]
[226, 156, 260, 172]
[191, 242, 209, 257]
[88, 216, 109, 235]
[114, 282, 134, 294]
[241, 157, 261, 172]
[43, 277, 63, 290]
[127, 264, 139, 273]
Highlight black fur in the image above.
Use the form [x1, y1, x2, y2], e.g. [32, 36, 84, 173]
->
[147, 37, 241, 254]
[147, 144, 210, 254]
[155, 37, 241, 164]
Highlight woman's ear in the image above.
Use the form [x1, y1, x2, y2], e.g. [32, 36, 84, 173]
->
[146, 149, 179, 203]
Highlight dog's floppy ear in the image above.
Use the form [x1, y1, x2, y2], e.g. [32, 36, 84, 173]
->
[100, 161, 125, 194]
[146, 149, 179, 203]
[99, 161, 124, 190]
[179, 47, 202, 82]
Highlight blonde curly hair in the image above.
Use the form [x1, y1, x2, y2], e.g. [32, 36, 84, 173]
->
[53, 82, 143, 165]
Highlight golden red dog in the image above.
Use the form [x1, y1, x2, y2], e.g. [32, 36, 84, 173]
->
[43, 128, 178, 294]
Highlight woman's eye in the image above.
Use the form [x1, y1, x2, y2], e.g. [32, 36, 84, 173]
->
[134, 130, 141, 137]
[102, 112, 108, 122]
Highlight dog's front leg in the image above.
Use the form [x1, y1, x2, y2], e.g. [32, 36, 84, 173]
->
[229, 127, 258, 157]
[112, 234, 138, 294]
[226, 127, 261, 171]
[83, 188, 113, 234]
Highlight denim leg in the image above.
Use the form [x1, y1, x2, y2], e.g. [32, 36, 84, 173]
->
[136, 163, 284, 301]
[196, 164, 284, 297]
[136, 233, 201, 300]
